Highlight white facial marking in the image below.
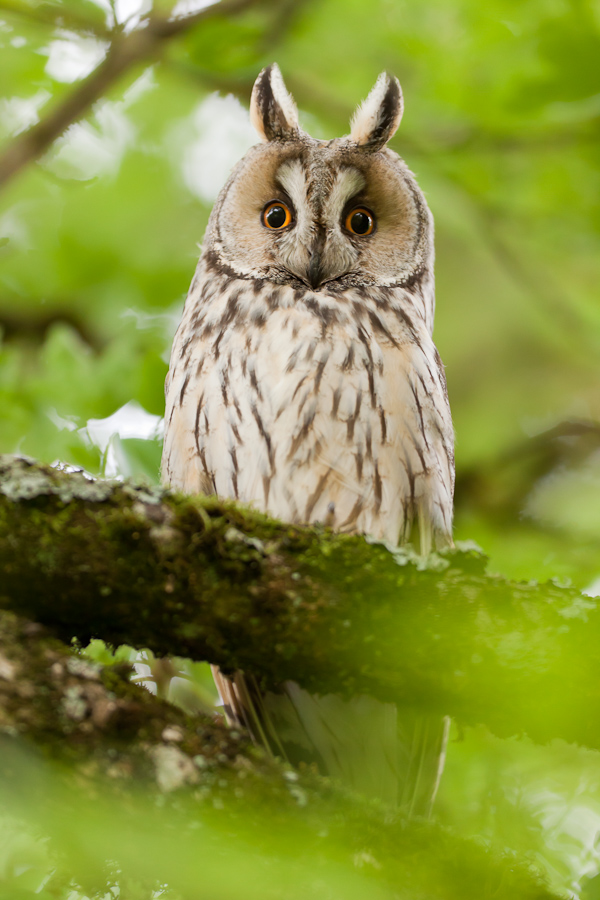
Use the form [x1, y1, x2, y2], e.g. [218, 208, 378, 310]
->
[326, 168, 366, 226]
[276, 158, 307, 210]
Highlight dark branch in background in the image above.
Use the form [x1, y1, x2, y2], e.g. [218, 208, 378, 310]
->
[474, 203, 595, 353]
[0, 0, 111, 38]
[455, 419, 600, 521]
[0, 0, 265, 192]
[1, 455, 600, 752]
[256, 0, 312, 54]
[166, 61, 255, 101]
[1, 0, 593, 207]
[0, 305, 106, 349]
[419, 156, 598, 356]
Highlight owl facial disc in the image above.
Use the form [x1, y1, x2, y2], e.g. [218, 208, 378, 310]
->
[209, 65, 431, 291]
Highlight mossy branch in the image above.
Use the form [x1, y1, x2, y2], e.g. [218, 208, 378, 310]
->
[0, 607, 271, 792]
[0, 455, 598, 751]
[0, 606, 558, 900]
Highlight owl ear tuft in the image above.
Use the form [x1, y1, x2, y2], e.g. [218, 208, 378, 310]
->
[349, 72, 403, 150]
[250, 64, 300, 143]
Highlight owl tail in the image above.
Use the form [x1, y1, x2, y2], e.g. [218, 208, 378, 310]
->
[212, 667, 449, 815]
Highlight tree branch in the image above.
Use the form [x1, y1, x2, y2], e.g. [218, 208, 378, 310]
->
[0, 455, 598, 751]
[0, 0, 263, 192]
[0, 0, 111, 38]
[0, 606, 559, 900]
[0, 607, 270, 792]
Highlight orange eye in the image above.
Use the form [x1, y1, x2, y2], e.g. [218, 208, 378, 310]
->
[345, 207, 375, 236]
[262, 201, 292, 229]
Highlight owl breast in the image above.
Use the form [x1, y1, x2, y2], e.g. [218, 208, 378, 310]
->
[163, 260, 454, 550]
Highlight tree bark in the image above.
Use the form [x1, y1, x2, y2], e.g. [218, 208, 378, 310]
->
[0, 455, 598, 751]
[0, 605, 557, 900]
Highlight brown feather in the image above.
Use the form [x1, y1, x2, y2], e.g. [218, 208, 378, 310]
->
[163, 68, 455, 814]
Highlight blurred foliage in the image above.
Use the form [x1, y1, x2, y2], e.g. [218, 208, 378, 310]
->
[0, 738, 559, 900]
[1, 0, 600, 896]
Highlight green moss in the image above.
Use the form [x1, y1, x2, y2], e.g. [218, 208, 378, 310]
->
[1, 455, 599, 750]
[0, 458, 572, 899]
[0, 605, 557, 900]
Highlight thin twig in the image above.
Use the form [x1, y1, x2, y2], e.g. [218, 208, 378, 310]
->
[165, 60, 255, 100]
[155, 0, 261, 38]
[0, 0, 111, 37]
[256, 0, 312, 54]
[0, 0, 263, 193]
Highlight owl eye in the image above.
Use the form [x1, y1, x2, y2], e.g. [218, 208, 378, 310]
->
[345, 207, 375, 236]
[262, 201, 293, 230]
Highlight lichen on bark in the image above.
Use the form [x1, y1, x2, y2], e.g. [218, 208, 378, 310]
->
[0, 454, 598, 749]
[0, 608, 284, 796]
[0, 611, 556, 900]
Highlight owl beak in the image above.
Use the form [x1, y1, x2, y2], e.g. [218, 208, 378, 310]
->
[305, 227, 327, 289]
[307, 249, 324, 289]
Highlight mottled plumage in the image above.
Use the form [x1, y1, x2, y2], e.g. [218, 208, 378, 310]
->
[162, 65, 454, 813]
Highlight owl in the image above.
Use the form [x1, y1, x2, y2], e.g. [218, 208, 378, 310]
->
[162, 65, 454, 813]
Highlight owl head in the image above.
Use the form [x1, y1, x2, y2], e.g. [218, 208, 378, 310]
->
[205, 65, 433, 294]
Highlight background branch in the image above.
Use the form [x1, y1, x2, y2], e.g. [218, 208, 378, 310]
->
[0, 607, 559, 900]
[0, 0, 264, 192]
[0, 0, 111, 37]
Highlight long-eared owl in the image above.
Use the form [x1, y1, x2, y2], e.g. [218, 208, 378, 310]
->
[162, 65, 454, 813]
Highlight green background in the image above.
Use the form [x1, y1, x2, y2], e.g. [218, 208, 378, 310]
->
[1, 0, 600, 896]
